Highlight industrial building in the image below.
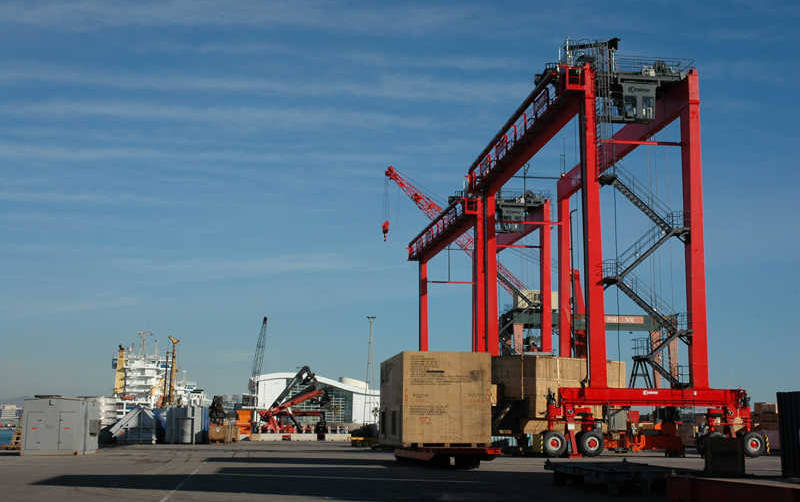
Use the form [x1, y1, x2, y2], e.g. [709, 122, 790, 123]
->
[254, 372, 379, 427]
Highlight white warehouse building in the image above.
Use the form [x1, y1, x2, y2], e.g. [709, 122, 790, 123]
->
[255, 372, 380, 426]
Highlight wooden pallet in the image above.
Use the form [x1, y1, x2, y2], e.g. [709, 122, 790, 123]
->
[405, 442, 489, 449]
[2, 429, 22, 450]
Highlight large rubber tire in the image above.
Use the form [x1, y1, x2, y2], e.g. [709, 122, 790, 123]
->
[696, 431, 723, 456]
[578, 430, 604, 457]
[454, 455, 481, 469]
[743, 431, 765, 458]
[543, 431, 567, 457]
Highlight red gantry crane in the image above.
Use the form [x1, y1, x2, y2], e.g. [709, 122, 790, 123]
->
[385, 165, 554, 353]
[385, 166, 668, 359]
[395, 38, 762, 458]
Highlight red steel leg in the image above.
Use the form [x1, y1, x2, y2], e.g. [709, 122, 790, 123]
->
[579, 65, 607, 388]
[419, 260, 429, 351]
[473, 196, 486, 352]
[558, 196, 572, 357]
[540, 199, 552, 353]
[650, 330, 661, 388]
[680, 70, 709, 389]
[485, 194, 499, 356]
[572, 270, 587, 358]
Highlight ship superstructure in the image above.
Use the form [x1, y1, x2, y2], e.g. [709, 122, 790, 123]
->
[107, 333, 209, 423]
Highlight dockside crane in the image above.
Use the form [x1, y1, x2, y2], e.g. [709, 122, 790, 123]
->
[243, 316, 268, 408]
[385, 166, 532, 302]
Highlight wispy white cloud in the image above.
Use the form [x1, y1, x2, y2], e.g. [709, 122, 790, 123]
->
[113, 252, 392, 282]
[0, 100, 431, 129]
[134, 40, 530, 73]
[0, 64, 528, 102]
[0, 0, 478, 35]
[0, 295, 139, 318]
[0, 141, 398, 170]
[0, 188, 169, 205]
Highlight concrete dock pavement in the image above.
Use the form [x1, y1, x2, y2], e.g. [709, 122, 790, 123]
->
[0, 442, 784, 501]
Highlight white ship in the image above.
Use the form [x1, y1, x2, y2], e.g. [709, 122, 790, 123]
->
[98, 332, 210, 426]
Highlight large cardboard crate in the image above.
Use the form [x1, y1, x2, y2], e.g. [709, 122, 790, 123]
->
[492, 355, 625, 432]
[379, 351, 492, 448]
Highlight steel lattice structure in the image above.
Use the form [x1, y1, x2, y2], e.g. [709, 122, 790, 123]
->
[399, 39, 753, 454]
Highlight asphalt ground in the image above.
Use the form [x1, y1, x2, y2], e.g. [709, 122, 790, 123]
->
[0, 441, 785, 501]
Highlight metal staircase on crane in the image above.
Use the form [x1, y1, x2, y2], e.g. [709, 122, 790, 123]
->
[597, 164, 691, 388]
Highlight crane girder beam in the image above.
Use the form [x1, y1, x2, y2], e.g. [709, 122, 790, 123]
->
[478, 97, 581, 195]
[558, 386, 747, 409]
[386, 166, 530, 299]
[408, 207, 474, 263]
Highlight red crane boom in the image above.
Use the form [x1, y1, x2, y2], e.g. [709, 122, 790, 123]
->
[384, 165, 531, 301]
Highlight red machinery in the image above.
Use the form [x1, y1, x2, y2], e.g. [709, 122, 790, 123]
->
[396, 38, 763, 458]
[255, 366, 329, 434]
[258, 387, 328, 433]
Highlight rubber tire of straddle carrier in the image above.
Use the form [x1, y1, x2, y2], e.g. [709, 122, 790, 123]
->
[742, 431, 765, 458]
[454, 455, 481, 469]
[542, 431, 568, 457]
[578, 430, 604, 457]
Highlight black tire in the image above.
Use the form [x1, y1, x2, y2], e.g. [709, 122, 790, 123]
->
[743, 431, 765, 458]
[578, 430, 604, 457]
[696, 431, 723, 456]
[543, 431, 567, 457]
[454, 455, 481, 469]
[431, 454, 450, 468]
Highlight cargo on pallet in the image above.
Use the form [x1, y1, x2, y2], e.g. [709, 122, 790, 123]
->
[209, 422, 238, 445]
[379, 351, 492, 448]
[492, 355, 625, 435]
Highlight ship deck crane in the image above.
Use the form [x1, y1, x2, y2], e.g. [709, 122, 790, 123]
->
[165, 335, 180, 406]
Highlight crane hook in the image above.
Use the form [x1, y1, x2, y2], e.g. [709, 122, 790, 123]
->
[382, 220, 390, 242]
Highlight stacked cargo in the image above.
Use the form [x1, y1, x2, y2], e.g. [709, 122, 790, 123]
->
[753, 401, 780, 451]
[492, 355, 626, 434]
[379, 351, 492, 448]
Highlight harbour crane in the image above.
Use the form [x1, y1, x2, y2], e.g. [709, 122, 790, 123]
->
[243, 316, 268, 407]
[384, 166, 534, 305]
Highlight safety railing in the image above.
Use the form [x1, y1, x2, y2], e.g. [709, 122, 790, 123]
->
[611, 215, 682, 273]
[408, 199, 468, 260]
[467, 65, 584, 189]
[612, 165, 677, 223]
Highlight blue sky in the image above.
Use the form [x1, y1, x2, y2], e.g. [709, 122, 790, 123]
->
[0, 1, 797, 403]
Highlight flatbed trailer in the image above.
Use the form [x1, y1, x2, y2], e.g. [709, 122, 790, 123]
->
[545, 459, 691, 496]
[394, 446, 501, 469]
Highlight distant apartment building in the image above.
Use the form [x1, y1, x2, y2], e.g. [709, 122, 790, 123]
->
[0, 404, 21, 425]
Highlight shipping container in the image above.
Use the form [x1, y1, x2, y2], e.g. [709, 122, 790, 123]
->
[777, 391, 800, 477]
[379, 351, 492, 448]
[164, 405, 208, 444]
[22, 396, 99, 455]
